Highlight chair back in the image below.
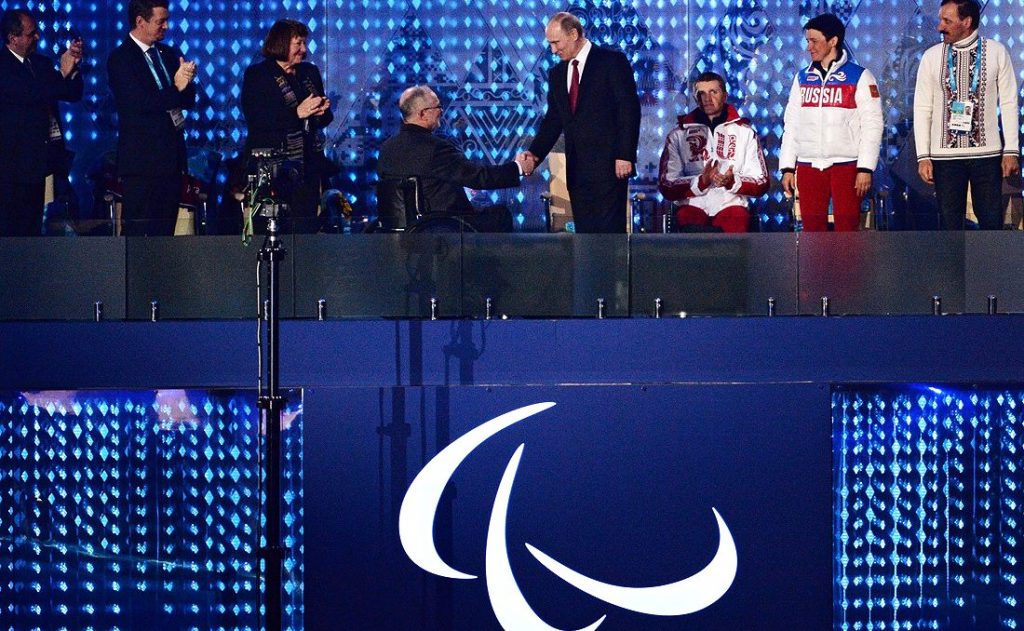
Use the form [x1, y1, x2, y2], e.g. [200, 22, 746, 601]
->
[376, 176, 423, 231]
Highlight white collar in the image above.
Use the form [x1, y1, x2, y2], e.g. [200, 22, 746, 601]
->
[952, 31, 980, 50]
[7, 46, 25, 63]
[572, 39, 593, 68]
[806, 49, 848, 80]
[129, 32, 154, 53]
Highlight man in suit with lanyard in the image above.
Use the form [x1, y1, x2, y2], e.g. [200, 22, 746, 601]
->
[524, 12, 641, 233]
[107, 0, 197, 236]
[0, 9, 83, 236]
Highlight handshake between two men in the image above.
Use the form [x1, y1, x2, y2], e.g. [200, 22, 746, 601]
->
[379, 84, 638, 233]
[514, 151, 632, 180]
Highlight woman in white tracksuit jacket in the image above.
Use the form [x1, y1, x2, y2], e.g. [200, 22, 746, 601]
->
[779, 13, 884, 232]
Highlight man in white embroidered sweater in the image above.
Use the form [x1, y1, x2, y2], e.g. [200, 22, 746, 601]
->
[658, 71, 769, 233]
[914, 0, 1020, 230]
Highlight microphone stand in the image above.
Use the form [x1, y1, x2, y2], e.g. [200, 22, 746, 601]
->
[258, 200, 286, 631]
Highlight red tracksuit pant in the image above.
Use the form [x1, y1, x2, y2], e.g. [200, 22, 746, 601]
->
[796, 162, 862, 232]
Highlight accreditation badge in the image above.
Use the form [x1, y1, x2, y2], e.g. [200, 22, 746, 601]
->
[169, 109, 186, 131]
[48, 114, 62, 141]
[948, 100, 974, 133]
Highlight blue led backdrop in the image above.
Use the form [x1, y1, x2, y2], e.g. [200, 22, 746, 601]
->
[834, 386, 1024, 630]
[0, 389, 304, 630]
[26, 0, 1024, 230]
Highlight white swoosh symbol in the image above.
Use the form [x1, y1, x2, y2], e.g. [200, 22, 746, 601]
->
[525, 507, 737, 616]
[486, 445, 606, 631]
[399, 402, 557, 579]
[398, 401, 738, 629]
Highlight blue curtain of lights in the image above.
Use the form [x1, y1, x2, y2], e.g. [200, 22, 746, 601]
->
[834, 386, 1024, 631]
[0, 389, 303, 630]
[14, 0, 1024, 229]
[28, 0, 1024, 231]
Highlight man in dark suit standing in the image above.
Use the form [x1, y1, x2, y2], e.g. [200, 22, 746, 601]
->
[377, 85, 532, 231]
[107, 0, 197, 236]
[525, 12, 641, 233]
[0, 9, 83, 236]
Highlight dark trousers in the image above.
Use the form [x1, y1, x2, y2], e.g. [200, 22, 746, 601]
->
[286, 175, 322, 234]
[568, 172, 629, 233]
[465, 205, 513, 232]
[405, 205, 512, 233]
[0, 179, 44, 236]
[932, 156, 1004, 230]
[121, 174, 180, 236]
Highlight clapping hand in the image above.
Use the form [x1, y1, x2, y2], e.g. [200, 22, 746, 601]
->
[174, 57, 197, 91]
[712, 166, 735, 190]
[697, 160, 718, 190]
[298, 95, 330, 119]
[59, 38, 83, 78]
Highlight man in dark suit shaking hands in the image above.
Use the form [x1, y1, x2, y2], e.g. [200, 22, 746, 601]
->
[378, 85, 532, 232]
[0, 9, 83, 236]
[525, 12, 641, 233]
[107, 0, 197, 236]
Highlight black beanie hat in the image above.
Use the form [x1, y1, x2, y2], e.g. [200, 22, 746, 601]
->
[804, 13, 845, 49]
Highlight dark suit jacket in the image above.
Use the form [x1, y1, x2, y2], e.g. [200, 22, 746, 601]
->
[378, 123, 520, 215]
[241, 58, 333, 174]
[107, 37, 196, 177]
[528, 44, 641, 231]
[0, 47, 83, 183]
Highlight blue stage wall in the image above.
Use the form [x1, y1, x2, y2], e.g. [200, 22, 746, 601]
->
[4, 317, 1024, 390]
[301, 383, 833, 630]
[4, 318, 1024, 629]
[31, 0, 1024, 225]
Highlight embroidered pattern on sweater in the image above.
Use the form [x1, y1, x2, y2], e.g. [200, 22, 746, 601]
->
[940, 39, 987, 149]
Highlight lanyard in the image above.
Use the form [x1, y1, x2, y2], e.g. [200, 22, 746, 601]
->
[143, 46, 171, 89]
[946, 37, 983, 97]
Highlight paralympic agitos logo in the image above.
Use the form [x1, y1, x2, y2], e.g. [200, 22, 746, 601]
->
[398, 402, 738, 630]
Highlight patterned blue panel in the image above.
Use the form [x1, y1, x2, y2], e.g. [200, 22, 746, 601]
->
[332, 11, 457, 211]
[689, 2, 774, 102]
[448, 39, 539, 223]
[834, 387, 1024, 630]
[0, 389, 303, 630]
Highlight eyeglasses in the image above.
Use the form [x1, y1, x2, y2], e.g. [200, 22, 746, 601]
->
[421, 105, 444, 113]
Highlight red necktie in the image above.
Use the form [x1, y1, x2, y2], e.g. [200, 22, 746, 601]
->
[569, 59, 580, 114]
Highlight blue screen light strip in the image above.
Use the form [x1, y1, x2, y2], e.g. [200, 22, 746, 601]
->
[0, 389, 303, 630]
[834, 387, 1024, 630]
